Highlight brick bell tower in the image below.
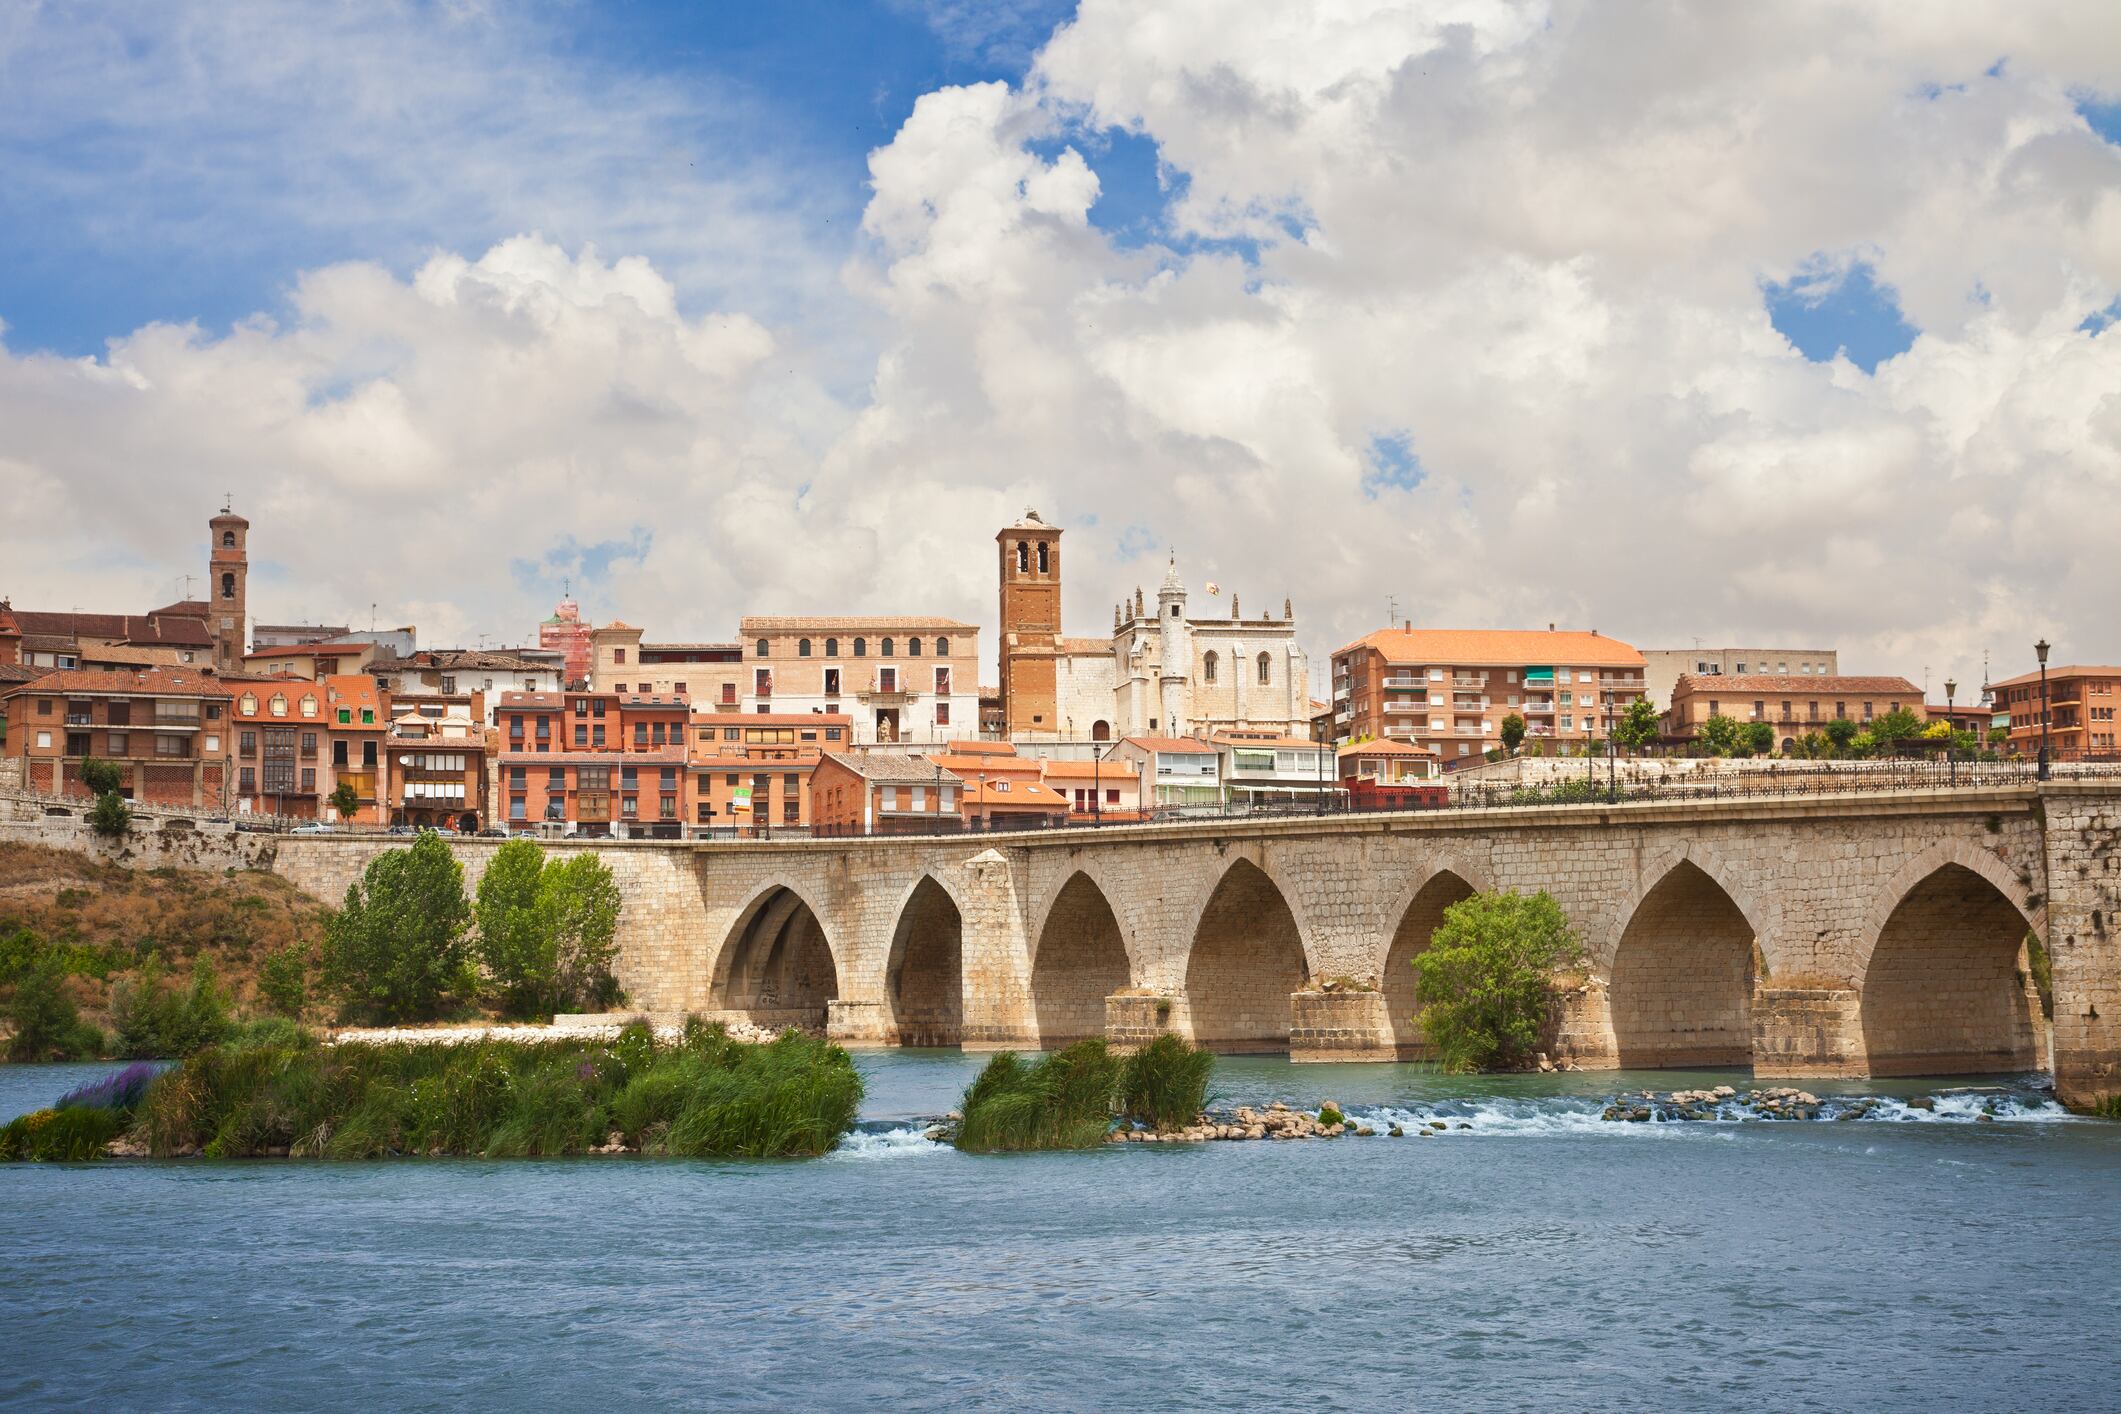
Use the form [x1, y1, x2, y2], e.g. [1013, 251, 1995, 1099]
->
[208, 501, 250, 674]
[998, 509, 1062, 737]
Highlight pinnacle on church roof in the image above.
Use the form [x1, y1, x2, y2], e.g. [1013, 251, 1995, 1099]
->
[1160, 551, 1184, 594]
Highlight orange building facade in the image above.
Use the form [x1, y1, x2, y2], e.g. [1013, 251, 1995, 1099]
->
[1, 668, 232, 808]
[1990, 664, 2121, 758]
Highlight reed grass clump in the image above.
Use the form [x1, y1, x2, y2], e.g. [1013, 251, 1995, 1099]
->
[0, 1106, 126, 1161]
[1117, 1034, 1214, 1131]
[14, 1019, 861, 1162]
[956, 1041, 1123, 1152]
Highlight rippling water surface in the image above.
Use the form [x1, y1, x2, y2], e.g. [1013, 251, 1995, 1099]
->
[4, 1052, 2117, 1410]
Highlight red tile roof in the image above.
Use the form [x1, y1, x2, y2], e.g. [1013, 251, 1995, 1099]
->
[1120, 735, 1218, 753]
[1988, 665, 2121, 689]
[1672, 674, 1920, 696]
[1336, 627, 1644, 668]
[5, 667, 231, 698]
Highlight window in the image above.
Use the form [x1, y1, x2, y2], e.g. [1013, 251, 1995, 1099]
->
[935, 702, 951, 726]
[1037, 542, 1049, 574]
[755, 638, 769, 658]
[1257, 652, 1271, 685]
[1203, 651, 1219, 683]
[854, 637, 867, 657]
[824, 667, 841, 696]
[221, 529, 236, 548]
[240, 693, 258, 716]
[882, 786, 897, 810]
[799, 638, 812, 657]
[635, 723, 648, 746]
[299, 695, 318, 718]
[240, 766, 255, 792]
[107, 731, 129, 755]
[935, 666, 951, 695]
[882, 638, 894, 657]
[1016, 542, 1029, 573]
[936, 636, 950, 656]
[911, 785, 926, 810]
[940, 785, 955, 810]
[613, 648, 628, 666]
[268, 695, 287, 717]
[220, 572, 236, 599]
[300, 732, 318, 757]
[755, 668, 772, 696]
[908, 637, 922, 657]
[204, 734, 220, 753]
[592, 725, 606, 747]
[300, 768, 316, 792]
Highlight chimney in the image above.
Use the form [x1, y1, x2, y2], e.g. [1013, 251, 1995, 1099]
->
[1548, 622, 1556, 632]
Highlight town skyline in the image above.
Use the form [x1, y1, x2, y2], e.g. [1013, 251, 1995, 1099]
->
[4, 4, 2119, 711]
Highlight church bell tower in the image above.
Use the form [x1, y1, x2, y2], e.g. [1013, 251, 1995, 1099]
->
[208, 502, 250, 674]
[998, 509, 1062, 737]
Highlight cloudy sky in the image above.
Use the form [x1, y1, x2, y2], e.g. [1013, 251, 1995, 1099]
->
[3, 1, 2117, 697]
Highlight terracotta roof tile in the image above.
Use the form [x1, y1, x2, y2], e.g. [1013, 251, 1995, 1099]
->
[1335, 627, 1645, 668]
[1119, 735, 1218, 753]
[4, 667, 232, 698]
[1672, 674, 1920, 695]
[1988, 665, 2121, 689]
[818, 751, 963, 784]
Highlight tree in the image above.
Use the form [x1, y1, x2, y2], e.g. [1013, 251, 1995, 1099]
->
[257, 945, 311, 1019]
[79, 757, 123, 796]
[1986, 725, 2011, 749]
[1698, 713, 1740, 757]
[1824, 717, 1859, 755]
[540, 853, 624, 1013]
[1870, 707, 1924, 746]
[109, 954, 233, 1058]
[1499, 713, 1526, 753]
[474, 838, 551, 1018]
[6, 954, 104, 1061]
[1742, 721, 1775, 757]
[329, 781, 361, 822]
[88, 790, 131, 839]
[320, 831, 473, 1023]
[1797, 730, 1829, 760]
[1613, 698, 1660, 754]
[1411, 890, 1583, 1072]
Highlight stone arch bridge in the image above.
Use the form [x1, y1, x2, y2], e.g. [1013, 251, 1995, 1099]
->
[273, 782, 2121, 1109]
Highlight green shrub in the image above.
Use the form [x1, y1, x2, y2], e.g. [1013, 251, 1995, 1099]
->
[109, 955, 235, 1058]
[956, 1040, 1122, 1152]
[79, 758, 124, 796]
[0, 1106, 126, 1161]
[5, 955, 105, 1061]
[1117, 1034, 1213, 1131]
[1317, 1105, 1346, 1127]
[1412, 889, 1584, 1073]
[2025, 932, 2054, 1020]
[125, 1028, 860, 1161]
[257, 944, 310, 1019]
[88, 791, 131, 840]
[320, 832, 473, 1023]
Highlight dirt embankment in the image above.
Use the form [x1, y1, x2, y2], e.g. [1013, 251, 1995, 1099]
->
[0, 843, 330, 1025]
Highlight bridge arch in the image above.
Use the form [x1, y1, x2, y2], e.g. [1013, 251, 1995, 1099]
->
[884, 872, 966, 1047]
[1183, 857, 1308, 1053]
[1378, 865, 1482, 1058]
[709, 882, 841, 1028]
[1609, 857, 1761, 1068]
[1029, 871, 1135, 1048]
[1858, 848, 2045, 1077]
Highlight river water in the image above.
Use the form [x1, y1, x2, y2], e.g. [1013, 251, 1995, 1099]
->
[3, 1052, 2116, 1410]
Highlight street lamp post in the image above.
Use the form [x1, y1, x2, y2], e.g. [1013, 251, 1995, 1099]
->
[1092, 745, 1102, 828]
[2035, 639, 2051, 781]
[1944, 678, 1957, 787]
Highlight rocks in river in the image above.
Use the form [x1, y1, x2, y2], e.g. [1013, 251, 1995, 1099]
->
[590, 1130, 631, 1155]
[1906, 1097, 1936, 1111]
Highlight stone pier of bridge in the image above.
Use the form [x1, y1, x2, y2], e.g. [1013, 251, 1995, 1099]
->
[270, 781, 2121, 1112]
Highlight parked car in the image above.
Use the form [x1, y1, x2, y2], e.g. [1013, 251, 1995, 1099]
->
[386, 824, 417, 835]
[290, 822, 337, 835]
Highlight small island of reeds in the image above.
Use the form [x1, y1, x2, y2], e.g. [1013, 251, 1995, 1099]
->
[952, 1034, 1215, 1152]
[1, 1020, 862, 1162]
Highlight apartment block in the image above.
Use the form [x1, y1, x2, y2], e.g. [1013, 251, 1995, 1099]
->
[589, 623, 745, 705]
[1989, 664, 2121, 757]
[809, 751, 963, 835]
[1642, 646, 1839, 709]
[1663, 674, 1924, 749]
[1, 667, 232, 808]
[686, 711, 855, 836]
[736, 616, 980, 746]
[1332, 628, 1648, 761]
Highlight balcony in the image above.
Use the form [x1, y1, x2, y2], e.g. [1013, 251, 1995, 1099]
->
[1383, 701, 1425, 714]
[858, 678, 919, 703]
[336, 771, 377, 799]
[153, 707, 202, 724]
[65, 712, 93, 726]
[1451, 675, 1485, 689]
[1454, 725, 1486, 737]
[1523, 700, 1554, 714]
[1381, 676, 1424, 690]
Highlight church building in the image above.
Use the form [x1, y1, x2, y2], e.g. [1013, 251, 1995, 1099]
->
[996, 511, 1310, 743]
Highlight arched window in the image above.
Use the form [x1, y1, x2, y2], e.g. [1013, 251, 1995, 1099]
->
[798, 638, 812, 658]
[1091, 719, 1111, 742]
[1016, 542, 1029, 573]
[220, 530, 235, 548]
[1257, 652, 1272, 685]
[1037, 542, 1049, 574]
[936, 636, 950, 656]
[220, 573, 236, 600]
[755, 638, 769, 658]
[908, 637, 922, 657]
[881, 637, 895, 657]
[824, 637, 838, 657]
[854, 637, 867, 657]
[1203, 651, 1219, 683]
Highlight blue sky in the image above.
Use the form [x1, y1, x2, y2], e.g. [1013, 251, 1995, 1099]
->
[0, 0, 1076, 357]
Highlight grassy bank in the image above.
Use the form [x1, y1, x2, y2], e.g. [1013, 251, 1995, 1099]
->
[3, 1020, 863, 1161]
[954, 1035, 1215, 1152]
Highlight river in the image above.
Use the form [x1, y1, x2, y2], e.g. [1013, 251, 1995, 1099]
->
[3, 1052, 2116, 1410]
